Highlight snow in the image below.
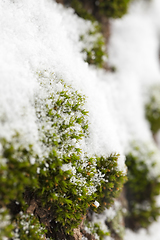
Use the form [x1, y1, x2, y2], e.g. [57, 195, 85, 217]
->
[1, 0, 160, 239]
[94, 200, 100, 208]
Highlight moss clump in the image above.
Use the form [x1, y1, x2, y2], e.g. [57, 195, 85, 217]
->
[125, 141, 160, 230]
[0, 136, 40, 239]
[65, 0, 130, 69]
[80, 22, 107, 68]
[83, 220, 110, 240]
[0, 208, 14, 240]
[145, 84, 160, 134]
[87, 201, 125, 240]
[0, 136, 38, 205]
[69, 0, 95, 21]
[67, 0, 131, 20]
[0, 72, 126, 239]
[15, 213, 46, 240]
[99, 0, 130, 19]
[94, 154, 127, 212]
[35, 72, 126, 235]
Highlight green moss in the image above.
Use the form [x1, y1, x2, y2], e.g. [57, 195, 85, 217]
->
[0, 136, 38, 205]
[69, 0, 95, 21]
[93, 154, 127, 212]
[84, 220, 110, 240]
[0, 208, 14, 240]
[125, 141, 160, 230]
[85, 201, 125, 240]
[35, 73, 126, 235]
[15, 213, 46, 240]
[94, 223, 110, 240]
[0, 72, 126, 239]
[66, 0, 129, 68]
[99, 0, 130, 18]
[68, 0, 131, 20]
[81, 22, 107, 68]
[145, 84, 160, 134]
[0, 136, 39, 239]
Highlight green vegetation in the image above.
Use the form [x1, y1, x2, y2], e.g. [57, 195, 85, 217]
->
[66, 0, 131, 69]
[125, 141, 160, 230]
[1, 1, 159, 240]
[99, 0, 130, 19]
[0, 73, 126, 239]
[81, 22, 107, 68]
[0, 137, 41, 239]
[95, 155, 127, 212]
[35, 72, 126, 235]
[145, 84, 160, 134]
[0, 208, 14, 240]
[69, 0, 95, 21]
[84, 220, 110, 240]
[0, 136, 38, 205]
[85, 201, 125, 240]
[68, 0, 131, 20]
[15, 213, 46, 240]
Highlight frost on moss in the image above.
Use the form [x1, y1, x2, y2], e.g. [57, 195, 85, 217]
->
[86, 201, 125, 240]
[14, 213, 46, 240]
[0, 208, 14, 240]
[0, 136, 39, 239]
[145, 84, 160, 134]
[0, 136, 38, 205]
[94, 155, 127, 213]
[34, 72, 126, 235]
[125, 141, 160, 230]
[0, 72, 126, 239]
[83, 220, 110, 240]
[0, 211, 46, 240]
[80, 22, 107, 68]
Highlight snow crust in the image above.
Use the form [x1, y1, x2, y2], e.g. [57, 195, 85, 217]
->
[1, 0, 160, 238]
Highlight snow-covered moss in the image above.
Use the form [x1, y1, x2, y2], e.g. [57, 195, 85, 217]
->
[13, 213, 46, 240]
[0, 72, 126, 239]
[83, 220, 110, 240]
[125, 141, 160, 230]
[0, 137, 39, 239]
[80, 22, 107, 68]
[0, 208, 14, 240]
[94, 155, 127, 213]
[88, 201, 125, 240]
[35, 72, 126, 235]
[0, 136, 38, 205]
[145, 84, 160, 134]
